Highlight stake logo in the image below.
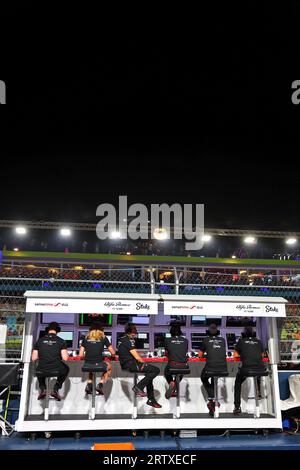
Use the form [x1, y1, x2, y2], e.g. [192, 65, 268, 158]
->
[0, 80, 6, 104]
[96, 196, 204, 250]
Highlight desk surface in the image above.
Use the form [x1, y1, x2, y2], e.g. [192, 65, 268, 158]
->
[67, 356, 270, 363]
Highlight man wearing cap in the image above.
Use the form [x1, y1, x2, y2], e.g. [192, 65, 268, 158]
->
[117, 323, 162, 408]
[31, 322, 70, 400]
[198, 323, 227, 416]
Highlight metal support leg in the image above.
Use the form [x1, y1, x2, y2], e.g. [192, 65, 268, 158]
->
[90, 373, 96, 420]
[175, 375, 180, 419]
[214, 377, 219, 418]
[44, 377, 50, 421]
[132, 373, 138, 419]
[253, 377, 260, 418]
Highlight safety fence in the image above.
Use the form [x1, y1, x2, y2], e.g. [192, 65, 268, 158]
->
[0, 261, 300, 366]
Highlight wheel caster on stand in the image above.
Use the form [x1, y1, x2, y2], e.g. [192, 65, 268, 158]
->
[172, 430, 177, 437]
[29, 432, 37, 441]
[74, 432, 81, 440]
[143, 430, 149, 439]
[160, 430, 165, 438]
[45, 432, 52, 439]
[132, 430, 137, 437]
[224, 430, 230, 437]
[263, 429, 269, 436]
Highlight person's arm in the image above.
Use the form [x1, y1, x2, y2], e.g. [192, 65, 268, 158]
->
[79, 345, 85, 359]
[130, 348, 145, 363]
[32, 349, 39, 361]
[61, 349, 69, 361]
[108, 345, 116, 357]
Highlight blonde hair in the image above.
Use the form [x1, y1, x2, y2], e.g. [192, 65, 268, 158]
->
[87, 329, 105, 341]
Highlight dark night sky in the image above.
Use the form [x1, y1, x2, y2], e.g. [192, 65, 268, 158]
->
[1, 4, 300, 231]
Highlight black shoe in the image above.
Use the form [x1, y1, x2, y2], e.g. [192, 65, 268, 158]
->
[96, 383, 104, 395]
[207, 400, 215, 416]
[165, 381, 176, 399]
[132, 385, 147, 397]
[85, 383, 92, 395]
[38, 390, 46, 400]
[233, 407, 241, 415]
[50, 390, 61, 401]
[147, 398, 162, 409]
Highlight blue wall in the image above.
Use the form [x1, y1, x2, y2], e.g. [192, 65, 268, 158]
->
[278, 371, 300, 399]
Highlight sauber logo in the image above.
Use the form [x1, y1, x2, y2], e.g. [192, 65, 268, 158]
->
[34, 302, 68, 307]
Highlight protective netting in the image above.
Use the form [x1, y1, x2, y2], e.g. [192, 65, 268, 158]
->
[0, 261, 300, 364]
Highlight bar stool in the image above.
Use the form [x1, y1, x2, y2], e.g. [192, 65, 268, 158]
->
[168, 366, 190, 418]
[202, 369, 228, 418]
[241, 368, 269, 418]
[82, 362, 108, 420]
[36, 370, 59, 421]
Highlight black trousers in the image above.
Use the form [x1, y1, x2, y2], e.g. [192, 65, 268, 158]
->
[125, 361, 159, 399]
[164, 363, 188, 385]
[37, 363, 70, 392]
[234, 369, 262, 408]
[201, 368, 214, 400]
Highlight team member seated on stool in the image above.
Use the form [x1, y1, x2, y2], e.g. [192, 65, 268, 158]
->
[118, 323, 162, 408]
[233, 326, 265, 415]
[79, 322, 116, 395]
[31, 322, 69, 401]
[164, 323, 189, 399]
[198, 323, 227, 416]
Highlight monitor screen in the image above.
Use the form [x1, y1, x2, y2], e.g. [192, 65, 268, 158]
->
[170, 315, 186, 326]
[205, 316, 222, 326]
[41, 313, 75, 324]
[79, 313, 113, 327]
[191, 315, 206, 325]
[226, 317, 256, 327]
[116, 332, 150, 350]
[154, 332, 172, 348]
[191, 332, 207, 350]
[226, 333, 236, 349]
[117, 315, 150, 325]
[39, 330, 74, 348]
[78, 331, 112, 348]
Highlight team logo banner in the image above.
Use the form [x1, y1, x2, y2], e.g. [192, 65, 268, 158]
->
[26, 298, 158, 315]
[163, 301, 286, 317]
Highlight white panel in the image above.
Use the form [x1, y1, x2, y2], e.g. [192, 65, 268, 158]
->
[26, 297, 158, 315]
[164, 300, 286, 317]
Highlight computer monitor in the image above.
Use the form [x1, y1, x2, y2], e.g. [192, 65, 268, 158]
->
[170, 315, 186, 326]
[41, 313, 75, 324]
[79, 313, 113, 327]
[226, 317, 256, 327]
[117, 315, 150, 325]
[191, 332, 207, 350]
[205, 316, 222, 326]
[116, 332, 150, 350]
[154, 332, 172, 349]
[77, 331, 112, 348]
[191, 315, 206, 325]
[57, 331, 73, 348]
[226, 333, 236, 349]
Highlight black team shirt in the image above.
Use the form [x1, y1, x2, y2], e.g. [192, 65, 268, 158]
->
[235, 336, 264, 369]
[33, 333, 67, 370]
[82, 336, 111, 363]
[200, 335, 227, 370]
[164, 336, 188, 363]
[118, 335, 137, 367]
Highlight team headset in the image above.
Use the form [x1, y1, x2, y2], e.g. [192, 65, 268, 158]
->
[45, 322, 61, 334]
